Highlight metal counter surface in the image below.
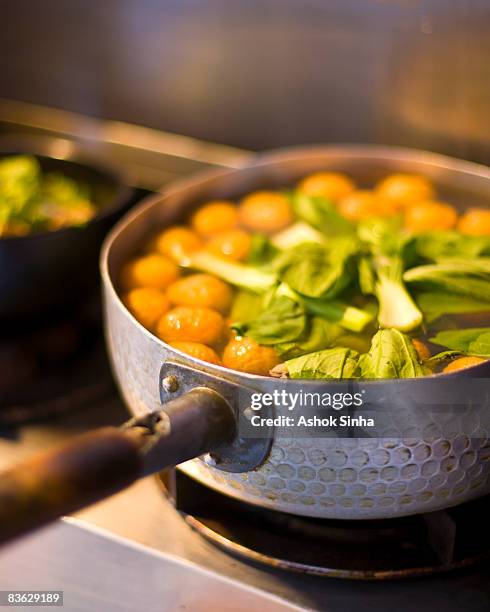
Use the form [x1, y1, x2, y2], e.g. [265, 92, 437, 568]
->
[1, 518, 306, 612]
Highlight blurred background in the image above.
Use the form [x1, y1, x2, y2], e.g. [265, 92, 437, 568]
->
[1, 0, 489, 161]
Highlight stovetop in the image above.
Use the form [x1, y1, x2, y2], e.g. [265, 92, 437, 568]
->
[162, 469, 490, 580]
[0, 100, 489, 611]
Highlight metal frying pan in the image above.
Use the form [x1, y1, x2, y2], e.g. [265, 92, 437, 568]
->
[0, 145, 489, 545]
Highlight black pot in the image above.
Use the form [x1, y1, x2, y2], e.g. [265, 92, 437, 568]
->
[0, 136, 133, 329]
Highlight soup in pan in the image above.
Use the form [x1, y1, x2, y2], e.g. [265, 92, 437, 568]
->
[118, 171, 490, 379]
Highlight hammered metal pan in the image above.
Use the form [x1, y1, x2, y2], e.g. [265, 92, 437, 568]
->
[1, 145, 489, 545]
[101, 144, 490, 521]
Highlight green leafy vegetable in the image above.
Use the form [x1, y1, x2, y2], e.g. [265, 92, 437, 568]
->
[358, 220, 423, 331]
[285, 347, 360, 379]
[415, 292, 490, 322]
[335, 333, 372, 354]
[357, 216, 408, 256]
[272, 281, 374, 333]
[416, 231, 490, 260]
[247, 234, 278, 264]
[375, 271, 423, 332]
[429, 328, 490, 357]
[404, 259, 490, 302]
[0, 155, 41, 232]
[291, 191, 355, 235]
[425, 350, 464, 366]
[229, 289, 265, 324]
[358, 329, 427, 378]
[233, 296, 307, 346]
[301, 294, 374, 332]
[231, 283, 371, 359]
[275, 317, 344, 359]
[42, 172, 90, 203]
[275, 239, 358, 299]
[190, 248, 373, 334]
[271, 221, 326, 250]
[0, 155, 95, 236]
[187, 251, 277, 293]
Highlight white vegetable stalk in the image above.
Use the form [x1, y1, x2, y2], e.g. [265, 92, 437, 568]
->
[376, 274, 423, 332]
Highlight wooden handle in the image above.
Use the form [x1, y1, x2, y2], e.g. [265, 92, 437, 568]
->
[0, 427, 144, 545]
[0, 388, 236, 546]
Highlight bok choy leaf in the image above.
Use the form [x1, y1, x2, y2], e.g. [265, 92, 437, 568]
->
[187, 251, 277, 293]
[429, 328, 490, 357]
[291, 191, 355, 235]
[404, 259, 490, 302]
[415, 231, 490, 260]
[283, 347, 360, 379]
[358, 329, 427, 378]
[358, 220, 423, 332]
[274, 239, 358, 299]
[415, 292, 490, 322]
[232, 296, 307, 346]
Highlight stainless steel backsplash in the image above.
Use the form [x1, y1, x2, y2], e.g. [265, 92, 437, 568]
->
[0, 0, 489, 162]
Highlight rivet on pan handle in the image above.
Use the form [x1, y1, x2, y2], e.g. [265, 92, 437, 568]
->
[159, 360, 274, 473]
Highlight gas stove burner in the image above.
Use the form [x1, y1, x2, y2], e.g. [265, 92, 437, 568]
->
[160, 470, 490, 580]
[0, 299, 114, 425]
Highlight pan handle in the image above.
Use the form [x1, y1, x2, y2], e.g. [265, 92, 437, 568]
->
[0, 388, 235, 546]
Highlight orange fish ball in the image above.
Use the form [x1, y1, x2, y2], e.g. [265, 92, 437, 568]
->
[404, 201, 458, 232]
[458, 208, 490, 236]
[169, 341, 222, 365]
[167, 274, 233, 313]
[442, 356, 486, 374]
[152, 226, 202, 261]
[239, 191, 293, 234]
[191, 201, 239, 236]
[298, 172, 355, 202]
[222, 335, 280, 376]
[376, 173, 434, 208]
[123, 288, 170, 330]
[156, 306, 226, 346]
[119, 254, 180, 291]
[207, 229, 252, 261]
[338, 190, 397, 220]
